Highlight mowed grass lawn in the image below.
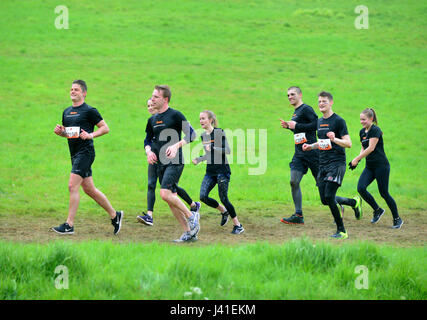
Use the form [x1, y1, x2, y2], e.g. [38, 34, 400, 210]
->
[0, 0, 425, 219]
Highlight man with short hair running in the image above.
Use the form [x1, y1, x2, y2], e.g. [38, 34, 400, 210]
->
[52, 80, 123, 235]
[145, 85, 200, 242]
[280, 86, 319, 225]
[302, 91, 361, 239]
[138, 99, 201, 226]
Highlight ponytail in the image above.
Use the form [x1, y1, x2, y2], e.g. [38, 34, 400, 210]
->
[202, 110, 218, 127]
[362, 108, 378, 125]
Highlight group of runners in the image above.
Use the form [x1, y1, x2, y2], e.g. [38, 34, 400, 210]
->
[51, 80, 403, 242]
[280, 86, 403, 239]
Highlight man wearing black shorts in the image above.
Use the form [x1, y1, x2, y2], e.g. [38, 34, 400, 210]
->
[145, 85, 200, 242]
[302, 91, 360, 239]
[52, 80, 123, 235]
[280, 86, 319, 225]
[138, 99, 201, 226]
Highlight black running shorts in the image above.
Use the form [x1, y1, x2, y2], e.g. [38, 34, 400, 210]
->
[290, 152, 319, 177]
[71, 152, 94, 178]
[157, 164, 184, 193]
[316, 163, 346, 186]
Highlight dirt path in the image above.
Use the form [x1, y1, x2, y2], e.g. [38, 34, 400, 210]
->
[1, 208, 425, 247]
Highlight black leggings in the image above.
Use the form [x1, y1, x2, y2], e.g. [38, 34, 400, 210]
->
[147, 163, 193, 212]
[199, 173, 236, 218]
[357, 165, 399, 218]
[318, 181, 347, 232]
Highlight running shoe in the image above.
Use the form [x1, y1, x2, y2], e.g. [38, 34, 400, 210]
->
[111, 210, 124, 235]
[191, 201, 201, 213]
[220, 211, 229, 226]
[392, 217, 404, 229]
[352, 196, 363, 220]
[173, 231, 198, 243]
[231, 224, 245, 234]
[330, 231, 348, 239]
[188, 211, 200, 237]
[137, 212, 153, 226]
[52, 222, 74, 235]
[280, 213, 304, 225]
[371, 208, 385, 224]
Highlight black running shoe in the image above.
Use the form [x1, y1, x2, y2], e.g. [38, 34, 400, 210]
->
[392, 217, 404, 229]
[371, 208, 385, 224]
[52, 222, 74, 235]
[281, 213, 304, 225]
[112, 211, 124, 235]
[220, 211, 229, 226]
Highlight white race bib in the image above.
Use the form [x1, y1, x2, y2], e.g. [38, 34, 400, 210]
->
[318, 138, 332, 150]
[294, 133, 307, 145]
[65, 126, 80, 139]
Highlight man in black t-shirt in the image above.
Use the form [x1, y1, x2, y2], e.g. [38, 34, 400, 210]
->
[145, 85, 200, 242]
[280, 86, 319, 225]
[52, 80, 123, 235]
[302, 91, 360, 239]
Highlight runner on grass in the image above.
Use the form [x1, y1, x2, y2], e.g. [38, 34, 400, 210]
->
[52, 80, 123, 235]
[280, 86, 319, 225]
[192, 110, 244, 234]
[302, 91, 361, 239]
[349, 108, 403, 229]
[145, 85, 200, 242]
[138, 99, 200, 226]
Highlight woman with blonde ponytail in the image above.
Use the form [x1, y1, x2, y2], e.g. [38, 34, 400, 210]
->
[192, 110, 244, 234]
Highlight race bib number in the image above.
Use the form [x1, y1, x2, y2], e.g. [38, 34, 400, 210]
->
[65, 126, 80, 139]
[318, 138, 332, 150]
[294, 133, 307, 145]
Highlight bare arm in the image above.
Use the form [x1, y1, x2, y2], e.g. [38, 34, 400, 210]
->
[352, 138, 379, 165]
[327, 132, 352, 148]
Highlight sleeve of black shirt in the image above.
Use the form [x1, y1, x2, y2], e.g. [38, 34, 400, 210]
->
[176, 111, 196, 144]
[88, 108, 103, 126]
[144, 117, 154, 148]
[337, 117, 349, 138]
[370, 126, 382, 139]
[294, 106, 318, 132]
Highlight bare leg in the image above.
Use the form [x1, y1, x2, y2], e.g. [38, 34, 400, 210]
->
[81, 176, 116, 219]
[66, 173, 83, 227]
[161, 188, 192, 231]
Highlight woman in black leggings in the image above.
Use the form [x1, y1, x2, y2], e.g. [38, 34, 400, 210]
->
[350, 108, 403, 229]
[192, 110, 244, 234]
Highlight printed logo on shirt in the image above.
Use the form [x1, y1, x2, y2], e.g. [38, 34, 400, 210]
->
[294, 133, 307, 145]
[318, 138, 332, 150]
[156, 121, 163, 124]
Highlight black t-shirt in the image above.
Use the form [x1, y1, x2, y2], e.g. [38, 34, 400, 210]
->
[196, 128, 231, 175]
[62, 102, 103, 157]
[145, 107, 194, 165]
[360, 125, 389, 168]
[317, 113, 348, 166]
[290, 103, 318, 156]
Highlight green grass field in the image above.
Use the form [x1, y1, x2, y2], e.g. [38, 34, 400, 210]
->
[0, 0, 426, 300]
[1, 239, 425, 300]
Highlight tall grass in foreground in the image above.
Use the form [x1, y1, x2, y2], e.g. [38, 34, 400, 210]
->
[0, 239, 425, 300]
